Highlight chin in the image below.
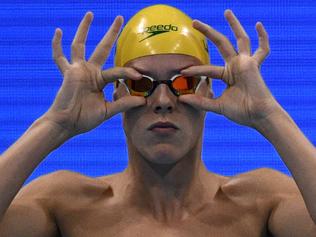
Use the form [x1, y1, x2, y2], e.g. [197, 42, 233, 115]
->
[146, 155, 178, 165]
[141, 144, 185, 165]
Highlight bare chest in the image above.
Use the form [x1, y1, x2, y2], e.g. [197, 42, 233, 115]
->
[55, 197, 270, 237]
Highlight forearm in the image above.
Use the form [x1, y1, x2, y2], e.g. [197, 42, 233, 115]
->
[0, 116, 69, 220]
[255, 106, 316, 222]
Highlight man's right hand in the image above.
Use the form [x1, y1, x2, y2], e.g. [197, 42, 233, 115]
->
[44, 12, 145, 137]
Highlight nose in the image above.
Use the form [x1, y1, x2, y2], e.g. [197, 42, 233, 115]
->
[148, 84, 176, 114]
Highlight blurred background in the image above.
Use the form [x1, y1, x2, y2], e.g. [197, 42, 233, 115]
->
[0, 0, 315, 184]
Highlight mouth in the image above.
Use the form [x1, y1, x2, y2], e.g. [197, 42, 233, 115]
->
[148, 121, 179, 133]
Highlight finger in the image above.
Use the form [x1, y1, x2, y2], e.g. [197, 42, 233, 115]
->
[100, 67, 142, 89]
[52, 28, 70, 73]
[192, 20, 237, 61]
[253, 22, 270, 64]
[71, 12, 93, 62]
[179, 94, 222, 115]
[105, 95, 146, 119]
[181, 65, 225, 81]
[224, 10, 251, 55]
[89, 16, 124, 67]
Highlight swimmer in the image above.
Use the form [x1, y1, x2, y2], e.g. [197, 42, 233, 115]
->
[0, 4, 315, 236]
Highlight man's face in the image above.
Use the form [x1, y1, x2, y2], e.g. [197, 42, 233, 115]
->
[115, 54, 212, 165]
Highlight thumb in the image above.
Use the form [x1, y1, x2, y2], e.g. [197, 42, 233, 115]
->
[104, 95, 146, 120]
[179, 94, 222, 115]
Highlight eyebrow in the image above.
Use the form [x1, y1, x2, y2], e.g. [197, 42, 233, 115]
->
[129, 65, 151, 75]
[130, 64, 196, 75]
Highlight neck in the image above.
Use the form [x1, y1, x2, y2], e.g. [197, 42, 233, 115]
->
[121, 137, 220, 223]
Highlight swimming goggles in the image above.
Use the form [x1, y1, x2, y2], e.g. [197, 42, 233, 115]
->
[116, 74, 208, 97]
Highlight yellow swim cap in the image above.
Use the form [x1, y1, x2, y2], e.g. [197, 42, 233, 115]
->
[114, 4, 210, 67]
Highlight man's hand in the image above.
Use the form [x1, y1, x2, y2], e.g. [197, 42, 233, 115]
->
[44, 12, 145, 137]
[179, 10, 281, 128]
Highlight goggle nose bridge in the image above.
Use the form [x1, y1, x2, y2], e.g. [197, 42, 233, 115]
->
[140, 74, 184, 97]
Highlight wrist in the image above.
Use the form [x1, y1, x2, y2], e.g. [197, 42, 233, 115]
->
[253, 105, 293, 138]
[34, 115, 73, 145]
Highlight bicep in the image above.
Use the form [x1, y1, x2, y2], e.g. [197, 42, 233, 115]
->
[268, 195, 316, 237]
[0, 198, 59, 237]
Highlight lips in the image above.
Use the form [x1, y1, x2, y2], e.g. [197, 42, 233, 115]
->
[148, 121, 178, 130]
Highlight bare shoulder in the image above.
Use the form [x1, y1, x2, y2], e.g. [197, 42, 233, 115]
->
[220, 168, 300, 201]
[15, 170, 113, 203]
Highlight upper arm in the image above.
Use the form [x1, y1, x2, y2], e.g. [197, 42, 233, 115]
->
[266, 170, 316, 237]
[0, 171, 70, 237]
[0, 198, 59, 237]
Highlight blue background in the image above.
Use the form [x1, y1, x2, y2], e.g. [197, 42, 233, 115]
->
[0, 0, 315, 184]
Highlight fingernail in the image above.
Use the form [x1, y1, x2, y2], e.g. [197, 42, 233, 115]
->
[224, 9, 232, 14]
[115, 15, 124, 24]
[133, 72, 142, 79]
[181, 69, 190, 75]
[192, 19, 204, 27]
[86, 11, 93, 19]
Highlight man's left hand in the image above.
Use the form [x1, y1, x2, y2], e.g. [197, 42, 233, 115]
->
[179, 10, 282, 128]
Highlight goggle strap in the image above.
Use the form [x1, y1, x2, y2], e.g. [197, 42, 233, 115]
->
[195, 76, 208, 92]
[117, 79, 131, 94]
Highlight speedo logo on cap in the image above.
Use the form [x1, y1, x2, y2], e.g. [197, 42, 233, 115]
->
[138, 24, 178, 42]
